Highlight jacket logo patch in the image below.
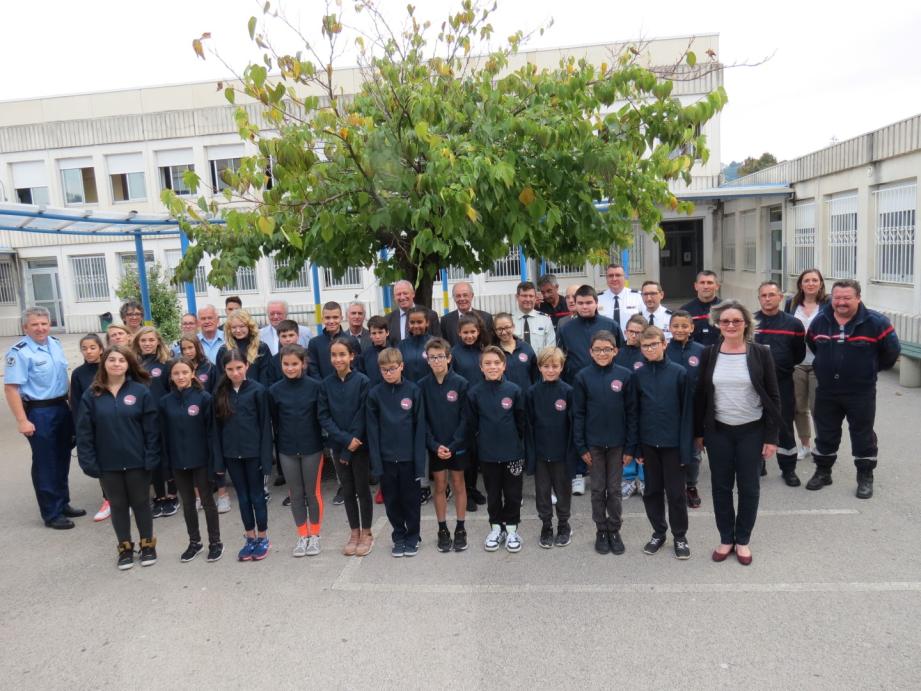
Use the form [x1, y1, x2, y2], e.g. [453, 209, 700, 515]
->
[446, 390, 458, 402]
[610, 380, 623, 392]
[187, 405, 200, 416]
[123, 395, 137, 406]
[400, 397, 413, 410]
[554, 399, 567, 411]
[198, 373, 208, 382]
[633, 361, 644, 370]
[518, 352, 528, 362]
[151, 367, 162, 377]
[688, 356, 699, 367]
[6, 356, 14, 367]
[500, 397, 513, 410]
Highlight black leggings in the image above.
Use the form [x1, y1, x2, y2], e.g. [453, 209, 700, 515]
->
[337, 449, 372, 530]
[173, 466, 221, 545]
[101, 469, 153, 544]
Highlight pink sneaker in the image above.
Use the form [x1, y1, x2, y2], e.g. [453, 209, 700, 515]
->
[94, 500, 111, 522]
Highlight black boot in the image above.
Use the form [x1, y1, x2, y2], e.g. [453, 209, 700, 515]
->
[856, 470, 874, 499]
[782, 469, 801, 487]
[806, 467, 832, 491]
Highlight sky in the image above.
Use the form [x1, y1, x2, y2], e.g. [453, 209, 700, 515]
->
[2, 0, 920, 165]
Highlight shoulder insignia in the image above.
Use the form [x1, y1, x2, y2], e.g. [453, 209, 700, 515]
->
[12, 341, 26, 350]
[7, 355, 16, 367]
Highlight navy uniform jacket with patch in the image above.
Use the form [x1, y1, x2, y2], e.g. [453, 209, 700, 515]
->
[268, 375, 324, 457]
[634, 358, 693, 464]
[216, 339, 274, 387]
[195, 359, 217, 394]
[525, 379, 573, 471]
[158, 387, 222, 474]
[140, 354, 171, 402]
[679, 297, 722, 347]
[366, 379, 426, 479]
[397, 333, 431, 383]
[76, 381, 159, 477]
[666, 339, 705, 394]
[308, 329, 361, 381]
[451, 343, 485, 387]
[318, 370, 369, 462]
[467, 379, 526, 463]
[572, 362, 638, 455]
[214, 379, 273, 476]
[360, 344, 385, 387]
[615, 344, 646, 373]
[557, 313, 623, 383]
[502, 338, 537, 393]
[419, 371, 469, 457]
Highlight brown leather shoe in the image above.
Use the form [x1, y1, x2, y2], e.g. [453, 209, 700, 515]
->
[342, 529, 360, 556]
[355, 530, 374, 557]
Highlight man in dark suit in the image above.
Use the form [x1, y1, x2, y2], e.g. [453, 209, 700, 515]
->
[439, 281, 494, 346]
[386, 279, 441, 345]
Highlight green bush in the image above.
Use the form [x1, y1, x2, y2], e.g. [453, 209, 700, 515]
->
[115, 263, 181, 342]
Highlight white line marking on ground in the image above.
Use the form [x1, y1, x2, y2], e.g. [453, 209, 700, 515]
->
[331, 581, 921, 594]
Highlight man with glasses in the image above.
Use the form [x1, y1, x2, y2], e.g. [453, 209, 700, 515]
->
[598, 263, 643, 335]
[640, 281, 672, 340]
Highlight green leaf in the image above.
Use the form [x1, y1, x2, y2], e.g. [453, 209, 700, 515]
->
[686, 51, 697, 67]
[248, 16, 257, 40]
[224, 87, 235, 104]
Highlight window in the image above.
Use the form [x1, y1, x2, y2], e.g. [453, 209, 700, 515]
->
[11, 161, 49, 206]
[545, 260, 585, 277]
[271, 256, 310, 291]
[874, 183, 916, 284]
[60, 160, 99, 205]
[722, 214, 736, 271]
[826, 193, 858, 279]
[0, 261, 17, 305]
[793, 202, 816, 274]
[107, 153, 146, 202]
[224, 266, 258, 293]
[210, 158, 241, 192]
[71, 255, 109, 301]
[15, 186, 50, 205]
[600, 224, 647, 276]
[488, 246, 522, 278]
[742, 210, 757, 271]
[119, 251, 154, 280]
[160, 164, 195, 196]
[323, 266, 362, 288]
[165, 249, 208, 296]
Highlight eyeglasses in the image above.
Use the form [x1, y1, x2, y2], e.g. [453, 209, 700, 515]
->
[427, 354, 447, 362]
[591, 347, 615, 355]
[495, 326, 514, 332]
[380, 366, 401, 374]
[625, 330, 644, 337]
[641, 342, 664, 350]
[125, 312, 143, 318]
[640, 292, 661, 297]
[718, 319, 745, 327]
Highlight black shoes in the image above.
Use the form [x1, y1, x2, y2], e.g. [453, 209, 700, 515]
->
[554, 524, 572, 547]
[62, 505, 86, 518]
[453, 528, 468, 552]
[469, 488, 487, 505]
[437, 526, 453, 553]
[151, 500, 165, 519]
[160, 497, 179, 517]
[686, 486, 702, 509]
[207, 543, 225, 562]
[139, 538, 157, 567]
[760, 459, 768, 477]
[181, 542, 203, 563]
[273, 475, 287, 487]
[466, 496, 478, 512]
[782, 470, 801, 487]
[45, 516, 75, 530]
[674, 538, 691, 560]
[643, 535, 665, 555]
[282, 496, 292, 507]
[420, 487, 432, 505]
[332, 488, 345, 506]
[806, 468, 833, 491]
[539, 525, 554, 549]
[117, 541, 134, 570]
[595, 529, 610, 555]
[856, 470, 874, 499]
[608, 531, 626, 555]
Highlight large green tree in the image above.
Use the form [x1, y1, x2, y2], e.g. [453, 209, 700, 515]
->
[166, 1, 727, 306]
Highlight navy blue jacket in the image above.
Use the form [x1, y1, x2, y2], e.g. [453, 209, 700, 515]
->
[807, 302, 900, 394]
[216, 339, 274, 388]
[634, 358, 692, 464]
[572, 362, 638, 454]
[158, 387, 222, 473]
[501, 338, 537, 393]
[366, 379, 426, 478]
[69, 361, 98, 425]
[467, 379, 526, 462]
[755, 310, 807, 380]
[76, 380, 159, 477]
[318, 370, 369, 462]
[195, 359, 217, 394]
[361, 344, 385, 387]
[398, 333, 431, 383]
[680, 296, 722, 347]
[419, 371, 469, 457]
[666, 338, 705, 394]
[214, 379, 273, 475]
[140, 354, 171, 402]
[615, 344, 646, 372]
[451, 343, 484, 387]
[525, 379, 573, 471]
[308, 329, 361, 381]
[268, 375, 324, 456]
[557, 314, 623, 383]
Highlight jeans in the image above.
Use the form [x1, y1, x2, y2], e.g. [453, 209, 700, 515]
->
[101, 469, 153, 544]
[705, 420, 763, 545]
[225, 457, 268, 532]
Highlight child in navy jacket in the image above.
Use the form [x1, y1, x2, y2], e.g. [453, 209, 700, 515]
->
[367, 347, 426, 557]
[397, 306, 433, 383]
[70, 333, 108, 523]
[494, 312, 538, 392]
[526, 347, 574, 549]
[467, 346, 527, 553]
[360, 315, 389, 388]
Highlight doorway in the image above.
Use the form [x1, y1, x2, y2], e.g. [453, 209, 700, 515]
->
[767, 206, 783, 288]
[24, 259, 64, 328]
[659, 219, 703, 300]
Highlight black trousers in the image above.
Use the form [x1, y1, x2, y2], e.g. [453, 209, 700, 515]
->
[381, 461, 421, 547]
[151, 462, 176, 500]
[776, 376, 798, 473]
[705, 420, 763, 546]
[813, 390, 878, 471]
[482, 460, 524, 526]
[338, 450, 372, 530]
[101, 469, 153, 544]
[641, 446, 688, 540]
[173, 466, 221, 545]
[464, 445, 481, 493]
[535, 460, 571, 526]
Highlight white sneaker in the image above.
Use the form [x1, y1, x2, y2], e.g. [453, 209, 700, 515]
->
[195, 497, 202, 511]
[93, 500, 111, 522]
[572, 475, 586, 496]
[621, 480, 636, 498]
[506, 527, 522, 553]
[551, 491, 557, 505]
[484, 524, 507, 552]
[217, 494, 231, 514]
[797, 445, 811, 460]
[305, 535, 321, 556]
[293, 536, 309, 557]
[636, 480, 645, 496]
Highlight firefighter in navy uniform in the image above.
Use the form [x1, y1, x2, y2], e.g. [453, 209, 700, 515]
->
[805, 280, 900, 499]
[754, 281, 807, 485]
[680, 270, 723, 347]
[3, 307, 85, 528]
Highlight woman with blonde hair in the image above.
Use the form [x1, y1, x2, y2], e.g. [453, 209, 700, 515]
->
[216, 309, 273, 386]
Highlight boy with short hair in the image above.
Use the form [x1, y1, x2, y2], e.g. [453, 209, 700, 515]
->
[526, 347, 574, 548]
[366, 348, 426, 557]
[634, 326, 692, 559]
[270, 319, 301, 384]
[419, 337, 470, 552]
[361, 315, 390, 388]
[467, 346, 527, 553]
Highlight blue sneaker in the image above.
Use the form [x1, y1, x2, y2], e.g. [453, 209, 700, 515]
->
[252, 536, 270, 561]
[404, 542, 419, 557]
[238, 537, 256, 561]
[391, 542, 405, 558]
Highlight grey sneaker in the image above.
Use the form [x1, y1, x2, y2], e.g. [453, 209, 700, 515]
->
[305, 536, 321, 556]
[216, 494, 231, 514]
[484, 525, 506, 552]
[293, 536, 309, 557]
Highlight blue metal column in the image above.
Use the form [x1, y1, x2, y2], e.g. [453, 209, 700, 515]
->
[621, 248, 630, 287]
[178, 229, 197, 314]
[538, 259, 547, 278]
[310, 264, 322, 330]
[440, 268, 449, 315]
[518, 245, 528, 282]
[134, 233, 152, 323]
[380, 249, 392, 314]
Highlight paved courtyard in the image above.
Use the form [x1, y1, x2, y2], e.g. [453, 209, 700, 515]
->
[1, 334, 919, 689]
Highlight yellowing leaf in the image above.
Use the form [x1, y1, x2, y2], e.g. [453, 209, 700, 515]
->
[192, 39, 205, 59]
[257, 216, 276, 235]
[518, 186, 536, 206]
[465, 205, 479, 223]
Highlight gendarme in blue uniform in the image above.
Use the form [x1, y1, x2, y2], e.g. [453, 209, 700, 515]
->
[5, 334, 74, 523]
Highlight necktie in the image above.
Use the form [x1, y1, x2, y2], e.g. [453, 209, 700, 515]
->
[401, 311, 408, 339]
[522, 314, 531, 345]
[648, 313, 655, 327]
[613, 294, 621, 328]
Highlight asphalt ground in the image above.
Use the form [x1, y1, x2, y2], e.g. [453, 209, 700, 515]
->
[1, 334, 919, 690]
